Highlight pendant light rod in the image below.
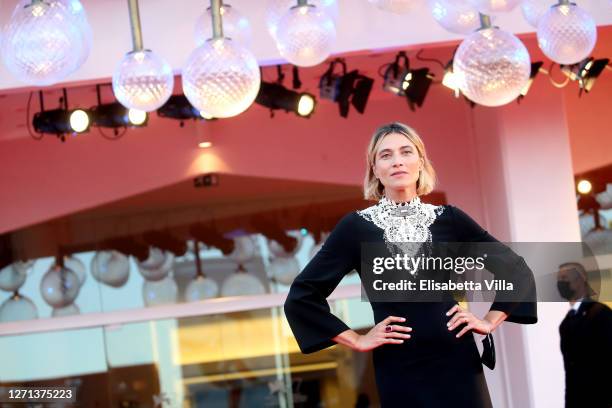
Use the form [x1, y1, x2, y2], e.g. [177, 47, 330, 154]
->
[478, 13, 492, 29]
[297, 0, 308, 6]
[128, 0, 144, 52]
[210, 0, 224, 39]
[557, 0, 570, 5]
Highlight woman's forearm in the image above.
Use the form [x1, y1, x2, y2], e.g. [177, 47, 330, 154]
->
[333, 329, 361, 350]
[483, 310, 508, 333]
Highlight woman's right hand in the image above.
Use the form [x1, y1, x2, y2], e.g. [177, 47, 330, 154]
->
[355, 316, 412, 352]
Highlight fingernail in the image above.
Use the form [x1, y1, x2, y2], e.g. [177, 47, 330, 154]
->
[400, 340, 404, 343]
[446, 312, 450, 316]
[446, 322, 450, 327]
[401, 317, 406, 321]
[448, 327, 451, 331]
[456, 334, 459, 338]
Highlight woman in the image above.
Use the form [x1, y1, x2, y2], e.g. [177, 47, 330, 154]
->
[283, 122, 537, 407]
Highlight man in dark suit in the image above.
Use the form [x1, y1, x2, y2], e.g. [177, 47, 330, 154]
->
[557, 262, 612, 408]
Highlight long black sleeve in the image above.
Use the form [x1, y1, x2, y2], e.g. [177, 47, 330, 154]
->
[449, 205, 538, 324]
[283, 213, 359, 354]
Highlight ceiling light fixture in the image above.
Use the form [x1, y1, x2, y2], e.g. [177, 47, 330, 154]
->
[32, 89, 91, 142]
[320, 58, 373, 118]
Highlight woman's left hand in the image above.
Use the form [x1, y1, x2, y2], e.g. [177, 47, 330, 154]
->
[446, 304, 494, 338]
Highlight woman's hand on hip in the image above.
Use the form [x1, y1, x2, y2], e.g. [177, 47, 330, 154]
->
[446, 304, 494, 338]
[355, 315, 412, 352]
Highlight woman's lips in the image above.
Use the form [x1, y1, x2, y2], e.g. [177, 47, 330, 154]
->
[391, 172, 408, 176]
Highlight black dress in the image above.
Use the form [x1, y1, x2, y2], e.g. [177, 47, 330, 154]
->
[283, 197, 538, 408]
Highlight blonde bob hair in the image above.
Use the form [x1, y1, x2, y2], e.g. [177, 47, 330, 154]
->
[363, 122, 437, 200]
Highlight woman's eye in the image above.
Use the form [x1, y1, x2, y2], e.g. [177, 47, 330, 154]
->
[381, 154, 390, 159]
[402, 150, 412, 155]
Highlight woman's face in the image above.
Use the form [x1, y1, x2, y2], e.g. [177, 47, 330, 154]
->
[372, 133, 423, 192]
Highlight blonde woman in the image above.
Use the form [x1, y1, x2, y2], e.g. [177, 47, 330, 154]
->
[284, 122, 537, 407]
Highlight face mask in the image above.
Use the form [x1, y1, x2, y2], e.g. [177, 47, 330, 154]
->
[557, 281, 575, 300]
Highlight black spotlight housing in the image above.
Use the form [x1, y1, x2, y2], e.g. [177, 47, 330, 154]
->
[92, 102, 148, 128]
[319, 59, 373, 118]
[255, 81, 316, 117]
[33, 109, 78, 135]
[404, 67, 432, 110]
[383, 51, 412, 96]
[561, 57, 610, 95]
[32, 89, 91, 140]
[157, 95, 208, 126]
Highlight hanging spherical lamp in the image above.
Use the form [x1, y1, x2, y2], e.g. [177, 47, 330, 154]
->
[182, 0, 260, 118]
[40, 263, 80, 308]
[468, 0, 522, 14]
[275, 2, 336, 67]
[428, 0, 480, 35]
[521, 0, 553, 28]
[51, 0, 92, 71]
[369, 0, 423, 14]
[536, 0, 597, 65]
[0, 292, 38, 322]
[194, 3, 252, 47]
[453, 14, 531, 106]
[1, 0, 85, 85]
[0, 261, 32, 292]
[266, 0, 338, 41]
[112, 0, 174, 111]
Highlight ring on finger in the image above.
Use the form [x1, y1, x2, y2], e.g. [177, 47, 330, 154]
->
[385, 325, 393, 333]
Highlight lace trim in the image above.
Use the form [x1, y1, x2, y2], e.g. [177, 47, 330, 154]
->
[357, 196, 445, 259]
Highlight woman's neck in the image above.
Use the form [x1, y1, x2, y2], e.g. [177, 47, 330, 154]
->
[384, 188, 417, 204]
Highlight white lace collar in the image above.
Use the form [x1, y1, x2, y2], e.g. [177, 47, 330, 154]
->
[357, 195, 445, 245]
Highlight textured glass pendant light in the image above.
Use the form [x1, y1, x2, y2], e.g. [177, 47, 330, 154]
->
[182, 0, 261, 118]
[468, 0, 522, 14]
[453, 13, 531, 106]
[112, 0, 174, 112]
[369, 0, 422, 14]
[1, 0, 89, 85]
[428, 0, 480, 35]
[266, 0, 338, 41]
[194, 2, 252, 47]
[536, 0, 596, 65]
[275, 0, 336, 67]
[521, 0, 553, 28]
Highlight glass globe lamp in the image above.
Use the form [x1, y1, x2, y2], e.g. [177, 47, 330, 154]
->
[521, 0, 553, 28]
[468, 0, 522, 14]
[368, 0, 422, 14]
[40, 264, 80, 308]
[182, 38, 260, 118]
[428, 0, 480, 35]
[275, 4, 336, 67]
[185, 276, 219, 301]
[195, 4, 252, 47]
[51, 0, 92, 71]
[0, 293, 38, 322]
[112, 49, 174, 112]
[1, 0, 84, 85]
[453, 27, 531, 106]
[266, 0, 338, 41]
[537, 3, 597, 65]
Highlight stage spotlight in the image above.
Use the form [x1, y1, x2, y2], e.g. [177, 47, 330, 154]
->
[255, 81, 316, 118]
[157, 94, 211, 126]
[128, 109, 147, 125]
[561, 57, 609, 94]
[442, 59, 460, 97]
[319, 59, 373, 118]
[404, 67, 432, 111]
[92, 103, 148, 128]
[519, 61, 544, 98]
[32, 89, 92, 139]
[34, 108, 91, 135]
[383, 52, 412, 96]
[577, 179, 592, 195]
